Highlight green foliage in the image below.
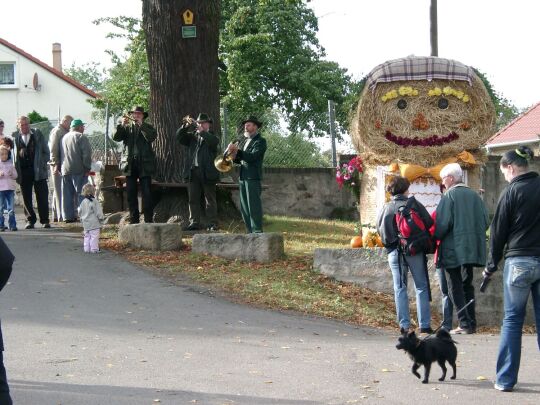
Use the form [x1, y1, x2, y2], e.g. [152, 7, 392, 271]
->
[220, 0, 355, 136]
[27, 110, 49, 124]
[92, 17, 150, 116]
[473, 68, 521, 129]
[64, 62, 107, 93]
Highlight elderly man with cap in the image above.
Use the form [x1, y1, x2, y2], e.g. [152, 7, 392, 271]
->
[434, 162, 489, 334]
[227, 116, 267, 233]
[113, 106, 157, 224]
[176, 113, 220, 231]
[60, 119, 92, 223]
[49, 115, 73, 222]
[12, 116, 50, 229]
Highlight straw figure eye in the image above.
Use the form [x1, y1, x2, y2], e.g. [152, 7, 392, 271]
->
[438, 97, 449, 110]
[397, 99, 407, 110]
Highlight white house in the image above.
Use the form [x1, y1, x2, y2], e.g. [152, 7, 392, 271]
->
[0, 38, 99, 135]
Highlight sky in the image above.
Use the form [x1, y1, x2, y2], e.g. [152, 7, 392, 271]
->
[2, 0, 539, 111]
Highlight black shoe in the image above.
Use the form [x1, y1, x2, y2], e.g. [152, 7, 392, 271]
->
[420, 327, 435, 334]
[25, 223, 35, 229]
[42, 223, 51, 229]
[64, 219, 77, 224]
[183, 223, 200, 231]
[10, 227, 17, 231]
[206, 224, 218, 231]
[0, 227, 5, 232]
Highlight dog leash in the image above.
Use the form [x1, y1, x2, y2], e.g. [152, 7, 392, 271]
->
[420, 299, 475, 341]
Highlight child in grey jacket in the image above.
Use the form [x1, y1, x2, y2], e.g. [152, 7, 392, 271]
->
[78, 183, 104, 253]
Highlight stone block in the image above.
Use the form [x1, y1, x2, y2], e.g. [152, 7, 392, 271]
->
[118, 223, 183, 251]
[104, 212, 125, 225]
[192, 233, 284, 263]
[313, 248, 535, 327]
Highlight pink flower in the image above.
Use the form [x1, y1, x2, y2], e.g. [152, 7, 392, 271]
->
[344, 173, 351, 181]
[348, 165, 355, 173]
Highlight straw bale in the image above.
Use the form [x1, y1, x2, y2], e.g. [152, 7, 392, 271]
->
[351, 75, 495, 166]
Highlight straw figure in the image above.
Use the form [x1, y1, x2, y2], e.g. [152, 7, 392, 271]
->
[351, 56, 496, 226]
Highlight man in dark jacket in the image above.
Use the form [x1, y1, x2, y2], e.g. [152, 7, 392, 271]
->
[0, 236, 14, 404]
[435, 163, 489, 334]
[176, 113, 220, 231]
[227, 116, 267, 233]
[12, 116, 50, 229]
[113, 107, 157, 224]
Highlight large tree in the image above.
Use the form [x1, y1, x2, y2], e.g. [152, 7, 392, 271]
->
[142, 0, 221, 183]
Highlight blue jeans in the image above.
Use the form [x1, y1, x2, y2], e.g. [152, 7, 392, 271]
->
[388, 249, 431, 329]
[0, 190, 16, 230]
[496, 256, 540, 390]
[436, 267, 454, 330]
[62, 174, 87, 221]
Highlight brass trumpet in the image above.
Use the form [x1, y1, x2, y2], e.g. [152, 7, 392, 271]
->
[120, 113, 136, 125]
[182, 115, 197, 129]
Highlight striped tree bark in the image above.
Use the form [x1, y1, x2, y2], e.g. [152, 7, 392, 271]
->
[142, 0, 221, 183]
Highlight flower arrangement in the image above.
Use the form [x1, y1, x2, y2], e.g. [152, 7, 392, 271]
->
[336, 156, 364, 198]
[381, 86, 419, 102]
[428, 86, 470, 102]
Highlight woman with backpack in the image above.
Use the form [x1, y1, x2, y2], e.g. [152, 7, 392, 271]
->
[377, 176, 434, 334]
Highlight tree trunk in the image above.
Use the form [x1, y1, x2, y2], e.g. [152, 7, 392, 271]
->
[142, 0, 221, 183]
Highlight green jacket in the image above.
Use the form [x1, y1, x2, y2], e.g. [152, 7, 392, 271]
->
[113, 122, 157, 177]
[233, 133, 267, 181]
[434, 184, 489, 268]
[176, 125, 220, 183]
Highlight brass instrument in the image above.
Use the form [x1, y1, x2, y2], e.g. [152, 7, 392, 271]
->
[120, 113, 136, 125]
[182, 115, 197, 130]
[214, 139, 240, 173]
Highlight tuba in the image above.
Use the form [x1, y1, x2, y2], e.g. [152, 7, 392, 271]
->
[214, 139, 241, 172]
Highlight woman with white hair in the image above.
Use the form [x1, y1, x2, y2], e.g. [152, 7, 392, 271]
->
[434, 162, 489, 334]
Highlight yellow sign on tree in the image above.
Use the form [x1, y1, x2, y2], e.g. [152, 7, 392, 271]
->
[182, 9, 194, 25]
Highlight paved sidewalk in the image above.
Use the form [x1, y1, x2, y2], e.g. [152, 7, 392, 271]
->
[0, 222, 538, 404]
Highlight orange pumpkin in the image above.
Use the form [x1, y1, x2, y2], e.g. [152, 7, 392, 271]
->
[350, 236, 363, 248]
[375, 235, 384, 247]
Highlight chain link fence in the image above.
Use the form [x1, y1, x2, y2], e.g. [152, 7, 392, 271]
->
[28, 101, 351, 170]
[220, 105, 338, 168]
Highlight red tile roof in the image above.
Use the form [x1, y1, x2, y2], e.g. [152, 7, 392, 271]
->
[487, 101, 540, 146]
[0, 37, 99, 99]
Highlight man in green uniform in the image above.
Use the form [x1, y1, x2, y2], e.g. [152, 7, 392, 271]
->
[227, 116, 267, 233]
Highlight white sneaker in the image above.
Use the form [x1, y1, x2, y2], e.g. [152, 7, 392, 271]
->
[494, 383, 513, 392]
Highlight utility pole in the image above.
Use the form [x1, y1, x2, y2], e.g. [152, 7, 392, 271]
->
[430, 0, 438, 56]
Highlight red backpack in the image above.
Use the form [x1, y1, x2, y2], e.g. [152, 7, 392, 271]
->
[395, 199, 434, 256]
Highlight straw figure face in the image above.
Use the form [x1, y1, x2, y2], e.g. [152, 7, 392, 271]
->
[352, 67, 495, 166]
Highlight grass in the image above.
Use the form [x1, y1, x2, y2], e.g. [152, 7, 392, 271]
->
[97, 215, 400, 330]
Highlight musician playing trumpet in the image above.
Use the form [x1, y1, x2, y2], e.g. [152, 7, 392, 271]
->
[113, 106, 157, 224]
[176, 113, 220, 231]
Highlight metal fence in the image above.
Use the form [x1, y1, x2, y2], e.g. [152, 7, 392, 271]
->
[30, 101, 351, 170]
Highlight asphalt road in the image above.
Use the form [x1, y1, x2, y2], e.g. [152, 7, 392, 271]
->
[0, 225, 538, 405]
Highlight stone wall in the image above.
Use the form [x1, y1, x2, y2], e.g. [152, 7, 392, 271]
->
[314, 248, 535, 327]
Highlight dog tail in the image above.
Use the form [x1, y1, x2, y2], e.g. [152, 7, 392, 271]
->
[436, 329, 458, 344]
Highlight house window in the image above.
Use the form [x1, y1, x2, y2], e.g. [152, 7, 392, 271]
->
[0, 63, 16, 87]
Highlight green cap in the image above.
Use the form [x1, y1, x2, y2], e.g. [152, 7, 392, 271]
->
[71, 119, 86, 128]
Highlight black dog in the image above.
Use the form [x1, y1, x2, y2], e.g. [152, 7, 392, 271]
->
[396, 329, 457, 384]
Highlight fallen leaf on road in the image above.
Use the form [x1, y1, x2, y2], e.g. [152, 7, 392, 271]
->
[361, 385, 370, 389]
[264, 381, 273, 384]
[381, 369, 393, 372]
[476, 376, 487, 380]
[153, 400, 161, 403]
[281, 346, 291, 349]
[432, 387, 439, 390]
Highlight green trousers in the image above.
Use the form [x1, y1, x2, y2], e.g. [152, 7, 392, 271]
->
[239, 179, 263, 233]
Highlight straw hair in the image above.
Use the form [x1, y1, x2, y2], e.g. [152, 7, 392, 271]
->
[81, 183, 95, 197]
[351, 74, 496, 166]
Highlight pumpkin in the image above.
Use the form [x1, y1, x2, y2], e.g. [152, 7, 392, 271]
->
[350, 236, 363, 248]
[375, 235, 384, 247]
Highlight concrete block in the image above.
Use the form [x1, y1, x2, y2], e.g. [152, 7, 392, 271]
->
[192, 233, 284, 263]
[118, 223, 183, 251]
